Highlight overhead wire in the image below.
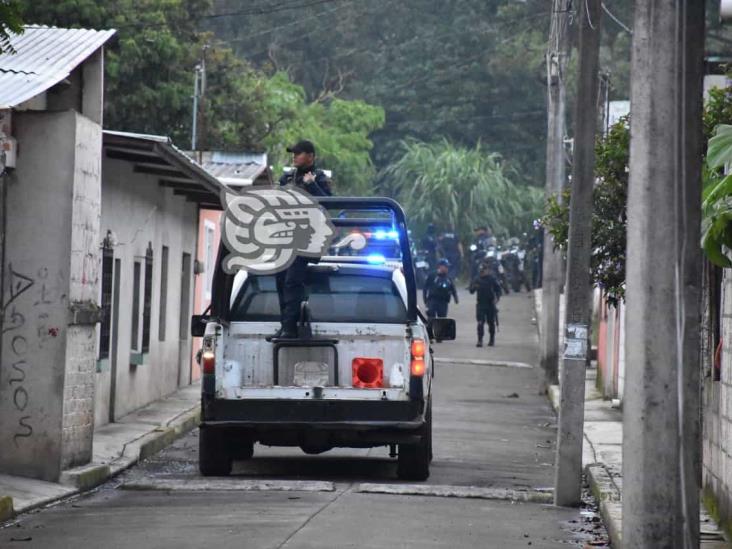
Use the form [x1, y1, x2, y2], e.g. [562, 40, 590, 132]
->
[601, 3, 632, 35]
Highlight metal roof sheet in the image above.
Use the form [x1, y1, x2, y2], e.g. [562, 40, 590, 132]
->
[202, 161, 270, 186]
[0, 25, 116, 109]
[103, 130, 229, 208]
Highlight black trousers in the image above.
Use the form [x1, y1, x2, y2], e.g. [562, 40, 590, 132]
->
[276, 256, 310, 331]
[426, 298, 449, 319]
[476, 304, 496, 341]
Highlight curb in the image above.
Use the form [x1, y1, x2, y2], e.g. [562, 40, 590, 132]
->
[0, 495, 14, 522]
[586, 463, 623, 547]
[8, 405, 202, 516]
[548, 385, 624, 547]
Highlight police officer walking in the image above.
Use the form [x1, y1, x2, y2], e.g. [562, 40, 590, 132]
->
[438, 227, 463, 279]
[421, 223, 439, 268]
[274, 140, 332, 338]
[423, 259, 459, 324]
[469, 261, 502, 347]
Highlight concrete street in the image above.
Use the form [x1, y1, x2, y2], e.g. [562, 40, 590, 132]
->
[0, 289, 609, 548]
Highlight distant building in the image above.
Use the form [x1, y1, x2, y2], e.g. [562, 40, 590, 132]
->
[97, 132, 225, 424]
[189, 151, 273, 379]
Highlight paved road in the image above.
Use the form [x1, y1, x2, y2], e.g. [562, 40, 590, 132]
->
[0, 290, 608, 548]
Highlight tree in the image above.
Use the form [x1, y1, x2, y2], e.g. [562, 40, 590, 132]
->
[0, 0, 23, 54]
[206, 0, 553, 186]
[17, 0, 385, 189]
[384, 139, 542, 242]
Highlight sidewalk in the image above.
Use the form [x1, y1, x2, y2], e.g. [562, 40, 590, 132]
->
[535, 290, 728, 547]
[0, 383, 200, 522]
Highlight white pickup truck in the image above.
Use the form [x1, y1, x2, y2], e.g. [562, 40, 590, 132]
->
[192, 198, 455, 481]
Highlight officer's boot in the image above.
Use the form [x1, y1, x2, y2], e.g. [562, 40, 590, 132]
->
[476, 322, 484, 347]
[488, 322, 495, 347]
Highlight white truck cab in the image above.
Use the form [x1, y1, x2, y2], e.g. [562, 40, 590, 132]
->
[192, 198, 456, 480]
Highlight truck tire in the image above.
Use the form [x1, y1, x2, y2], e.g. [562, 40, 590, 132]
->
[199, 427, 232, 476]
[397, 402, 431, 481]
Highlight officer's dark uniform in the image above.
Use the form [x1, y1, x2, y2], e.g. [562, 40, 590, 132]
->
[423, 270, 458, 319]
[469, 268, 502, 347]
[421, 225, 438, 267]
[470, 233, 493, 279]
[275, 141, 332, 337]
[439, 231, 461, 278]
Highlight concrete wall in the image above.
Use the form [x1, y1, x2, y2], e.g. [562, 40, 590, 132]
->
[191, 209, 222, 382]
[0, 111, 100, 481]
[595, 293, 625, 402]
[93, 158, 198, 425]
[703, 271, 732, 529]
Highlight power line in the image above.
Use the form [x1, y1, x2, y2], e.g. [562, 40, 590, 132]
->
[202, 0, 347, 19]
[601, 2, 632, 35]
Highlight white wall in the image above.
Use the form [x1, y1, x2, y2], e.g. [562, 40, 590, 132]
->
[94, 157, 198, 424]
[0, 110, 101, 480]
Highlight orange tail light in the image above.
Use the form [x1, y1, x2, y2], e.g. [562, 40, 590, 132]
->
[352, 358, 384, 388]
[410, 338, 426, 377]
[202, 350, 215, 375]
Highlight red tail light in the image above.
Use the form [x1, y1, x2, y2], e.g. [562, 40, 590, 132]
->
[352, 358, 384, 388]
[411, 338, 426, 377]
[202, 350, 215, 375]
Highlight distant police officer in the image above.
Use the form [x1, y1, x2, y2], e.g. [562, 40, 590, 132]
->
[469, 225, 494, 279]
[469, 262, 502, 347]
[274, 140, 332, 339]
[423, 259, 459, 324]
[421, 223, 438, 267]
[438, 227, 463, 279]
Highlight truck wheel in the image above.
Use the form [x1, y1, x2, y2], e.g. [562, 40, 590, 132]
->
[199, 427, 232, 476]
[397, 403, 431, 481]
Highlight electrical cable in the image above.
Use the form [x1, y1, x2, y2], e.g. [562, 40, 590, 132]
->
[601, 2, 632, 35]
[202, 0, 346, 19]
[585, 0, 596, 30]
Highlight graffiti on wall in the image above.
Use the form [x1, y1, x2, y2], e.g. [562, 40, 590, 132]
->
[3, 264, 62, 447]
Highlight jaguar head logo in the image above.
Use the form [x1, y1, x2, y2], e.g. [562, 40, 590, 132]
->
[220, 186, 335, 275]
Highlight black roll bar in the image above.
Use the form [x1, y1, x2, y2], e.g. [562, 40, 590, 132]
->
[211, 196, 418, 322]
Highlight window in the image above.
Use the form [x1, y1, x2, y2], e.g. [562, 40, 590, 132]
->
[99, 242, 114, 360]
[159, 246, 169, 342]
[230, 271, 407, 324]
[131, 261, 141, 351]
[203, 221, 216, 301]
[179, 253, 192, 340]
[141, 244, 153, 353]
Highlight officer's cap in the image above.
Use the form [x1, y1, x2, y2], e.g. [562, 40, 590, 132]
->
[287, 140, 316, 155]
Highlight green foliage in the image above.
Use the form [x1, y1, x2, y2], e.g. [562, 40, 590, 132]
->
[18, 0, 385, 191]
[0, 0, 23, 54]
[700, 87, 732, 268]
[207, 0, 552, 186]
[384, 139, 542, 242]
[542, 117, 629, 305]
[703, 125, 732, 268]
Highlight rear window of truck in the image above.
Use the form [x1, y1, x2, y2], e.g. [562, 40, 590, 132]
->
[230, 272, 407, 323]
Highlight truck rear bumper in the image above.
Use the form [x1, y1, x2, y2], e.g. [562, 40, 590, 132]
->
[203, 397, 423, 423]
[201, 398, 426, 441]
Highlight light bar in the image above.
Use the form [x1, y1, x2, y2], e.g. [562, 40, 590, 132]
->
[367, 254, 386, 264]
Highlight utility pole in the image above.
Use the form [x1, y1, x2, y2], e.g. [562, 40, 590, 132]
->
[191, 63, 201, 151]
[540, 0, 572, 387]
[623, 1, 705, 546]
[554, 0, 602, 507]
[191, 44, 209, 157]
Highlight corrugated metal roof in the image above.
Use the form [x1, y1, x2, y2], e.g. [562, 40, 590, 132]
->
[202, 161, 270, 186]
[103, 130, 229, 208]
[0, 25, 116, 109]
